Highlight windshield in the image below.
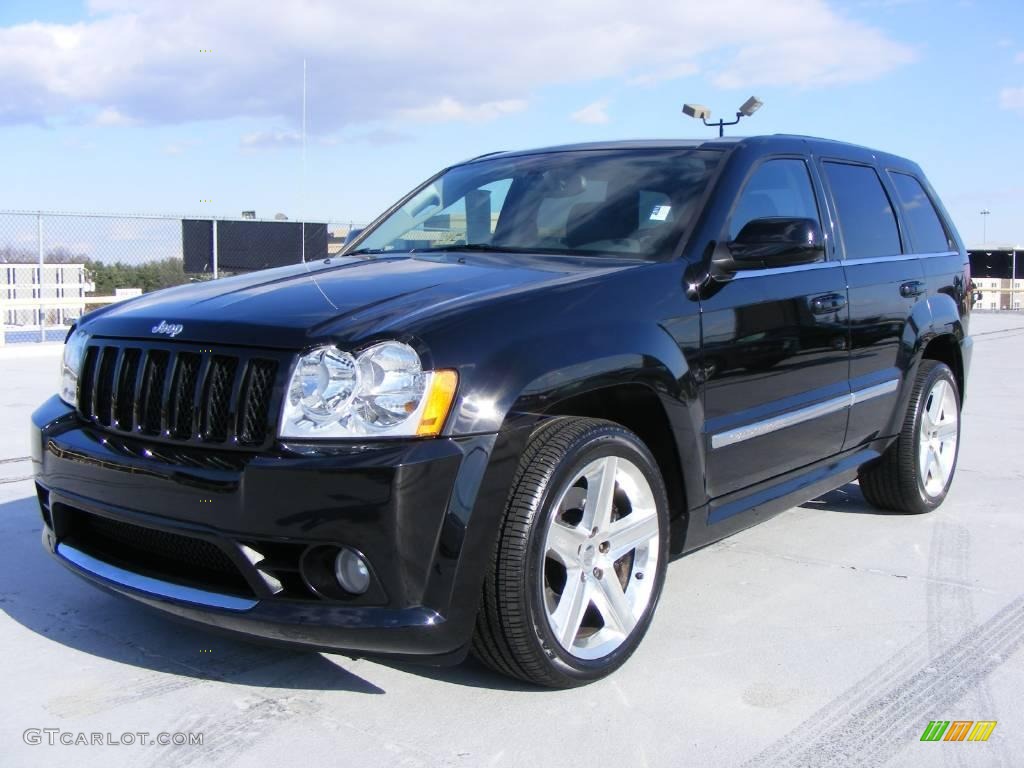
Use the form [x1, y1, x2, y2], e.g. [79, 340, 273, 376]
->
[349, 148, 722, 260]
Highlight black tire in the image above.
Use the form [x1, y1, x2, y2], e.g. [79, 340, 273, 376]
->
[859, 360, 961, 514]
[471, 417, 670, 688]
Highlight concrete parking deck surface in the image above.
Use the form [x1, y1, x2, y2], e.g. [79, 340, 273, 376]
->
[1, 314, 1022, 767]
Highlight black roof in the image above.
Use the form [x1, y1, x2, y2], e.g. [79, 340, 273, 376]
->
[466, 137, 740, 162]
[466, 134, 916, 171]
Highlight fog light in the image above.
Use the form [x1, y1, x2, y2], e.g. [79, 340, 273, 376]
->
[334, 548, 370, 594]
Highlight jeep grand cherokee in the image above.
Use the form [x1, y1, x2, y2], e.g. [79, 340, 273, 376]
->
[32, 135, 971, 687]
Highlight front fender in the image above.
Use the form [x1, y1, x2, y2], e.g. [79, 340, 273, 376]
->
[446, 320, 690, 435]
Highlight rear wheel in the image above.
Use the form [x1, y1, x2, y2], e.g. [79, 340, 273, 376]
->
[859, 360, 961, 514]
[472, 417, 669, 687]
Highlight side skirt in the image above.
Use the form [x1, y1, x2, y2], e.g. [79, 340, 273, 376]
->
[680, 445, 884, 554]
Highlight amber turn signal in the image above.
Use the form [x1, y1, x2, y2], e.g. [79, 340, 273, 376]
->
[416, 370, 459, 436]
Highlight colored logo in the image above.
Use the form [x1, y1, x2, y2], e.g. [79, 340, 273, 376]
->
[920, 721, 997, 742]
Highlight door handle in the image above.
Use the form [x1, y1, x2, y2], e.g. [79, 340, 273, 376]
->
[899, 280, 925, 298]
[810, 293, 847, 314]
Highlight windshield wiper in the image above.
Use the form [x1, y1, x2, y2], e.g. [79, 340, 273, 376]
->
[415, 243, 525, 254]
[415, 243, 635, 259]
[344, 247, 391, 257]
[415, 243, 601, 256]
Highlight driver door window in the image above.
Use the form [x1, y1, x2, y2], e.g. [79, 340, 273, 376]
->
[729, 159, 821, 247]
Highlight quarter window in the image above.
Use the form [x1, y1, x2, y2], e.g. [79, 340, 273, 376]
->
[889, 172, 954, 253]
[729, 159, 820, 240]
[823, 162, 902, 259]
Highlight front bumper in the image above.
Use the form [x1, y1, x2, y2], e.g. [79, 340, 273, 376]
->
[32, 396, 523, 661]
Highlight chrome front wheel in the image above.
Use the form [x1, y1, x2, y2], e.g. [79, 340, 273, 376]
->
[542, 455, 660, 660]
[472, 417, 669, 687]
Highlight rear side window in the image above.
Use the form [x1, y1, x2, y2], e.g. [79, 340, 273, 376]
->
[729, 158, 820, 239]
[889, 172, 954, 253]
[823, 162, 902, 259]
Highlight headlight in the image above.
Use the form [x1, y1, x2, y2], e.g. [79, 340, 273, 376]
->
[59, 328, 89, 406]
[280, 341, 458, 439]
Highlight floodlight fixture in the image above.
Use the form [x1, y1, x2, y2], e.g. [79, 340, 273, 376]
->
[738, 96, 763, 117]
[682, 95, 763, 137]
[682, 103, 711, 120]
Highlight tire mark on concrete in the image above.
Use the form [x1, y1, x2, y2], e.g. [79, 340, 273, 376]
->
[740, 593, 1024, 767]
[717, 541, 997, 595]
[146, 666, 419, 768]
[150, 693, 322, 768]
[923, 520, 1008, 768]
[735, 630, 933, 765]
[46, 644, 300, 718]
[42, 613, 316, 718]
[926, 521, 973, 768]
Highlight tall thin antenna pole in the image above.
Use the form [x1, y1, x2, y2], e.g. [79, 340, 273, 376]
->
[301, 58, 307, 263]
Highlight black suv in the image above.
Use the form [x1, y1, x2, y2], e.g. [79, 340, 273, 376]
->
[32, 135, 972, 687]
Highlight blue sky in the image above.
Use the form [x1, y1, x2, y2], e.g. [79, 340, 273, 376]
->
[0, 0, 1022, 246]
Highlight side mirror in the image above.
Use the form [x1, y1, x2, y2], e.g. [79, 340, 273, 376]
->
[724, 217, 824, 270]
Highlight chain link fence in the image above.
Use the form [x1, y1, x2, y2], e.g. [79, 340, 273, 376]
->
[3, 211, 1019, 345]
[0, 211, 360, 344]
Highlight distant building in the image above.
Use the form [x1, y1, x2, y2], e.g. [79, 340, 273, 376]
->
[973, 277, 1022, 311]
[968, 247, 1021, 311]
[327, 224, 353, 255]
[2, 263, 93, 330]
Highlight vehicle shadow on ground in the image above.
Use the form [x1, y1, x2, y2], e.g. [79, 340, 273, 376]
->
[373, 656, 551, 691]
[799, 481, 884, 515]
[0, 493, 387, 693]
[0, 492, 541, 694]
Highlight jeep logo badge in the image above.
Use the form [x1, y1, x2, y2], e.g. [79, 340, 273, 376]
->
[151, 321, 184, 338]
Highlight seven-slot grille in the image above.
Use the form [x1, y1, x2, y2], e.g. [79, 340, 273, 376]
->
[77, 342, 280, 448]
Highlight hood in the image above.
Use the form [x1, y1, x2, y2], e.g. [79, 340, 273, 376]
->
[80, 253, 635, 349]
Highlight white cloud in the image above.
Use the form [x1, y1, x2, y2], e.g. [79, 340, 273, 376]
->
[399, 97, 527, 123]
[628, 62, 700, 86]
[1016, 51, 1024, 63]
[1000, 87, 1024, 113]
[318, 129, 412, 146]
[0, 0, 915, 129]
[351, 129, 413, 146]
[62, 137, 96, 151]
[857, 0, 922, 8]
[240, 130, 302, 149]
[571, 99, 610, 124]
[163, 139, 198, 155]
[94, 107, 136, 126]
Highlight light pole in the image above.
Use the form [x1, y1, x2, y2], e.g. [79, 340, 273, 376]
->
[682, 97, 763, 137]
[980, 208, 990, 247]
